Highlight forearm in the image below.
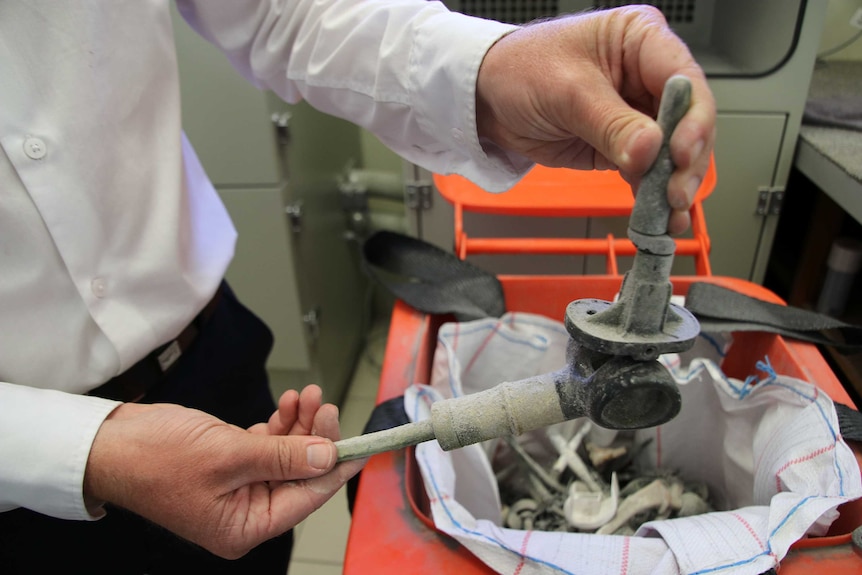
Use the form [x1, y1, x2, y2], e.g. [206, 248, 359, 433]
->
[176, 0, 529, 191]
[0, 382, 120, 520]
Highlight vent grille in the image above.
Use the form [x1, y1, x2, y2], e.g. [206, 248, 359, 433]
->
[454, 0, 560, 24]
[450, 1, 698, 26]
[593, 1, 696, 24]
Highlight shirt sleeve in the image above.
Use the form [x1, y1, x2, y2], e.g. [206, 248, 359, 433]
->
[0, 382, 120, 520]
[175, 0, 533, 192]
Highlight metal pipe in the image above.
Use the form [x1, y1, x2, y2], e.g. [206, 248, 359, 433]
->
[335, 339, 680, 462]
[336, 418, 434, 461]
[345, 168, 403, 201]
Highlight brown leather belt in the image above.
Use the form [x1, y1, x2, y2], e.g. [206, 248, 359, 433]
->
[88, 286, 223, 402]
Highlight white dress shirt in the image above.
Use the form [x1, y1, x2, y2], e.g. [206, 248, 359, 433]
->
[0, 1, 525, 520]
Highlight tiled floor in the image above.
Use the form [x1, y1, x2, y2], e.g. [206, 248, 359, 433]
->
[287, 324, 390, 575]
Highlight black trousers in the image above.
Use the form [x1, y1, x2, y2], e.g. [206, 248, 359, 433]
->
[0, 286, 293, 575]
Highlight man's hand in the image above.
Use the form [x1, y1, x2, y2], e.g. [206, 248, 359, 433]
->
[476, 6, 716, 234]
[84, 385, 364, 559]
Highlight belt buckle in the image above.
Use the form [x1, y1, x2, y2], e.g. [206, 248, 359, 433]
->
[157, 340, 182, 372]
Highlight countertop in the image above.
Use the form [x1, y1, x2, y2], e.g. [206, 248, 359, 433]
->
[795, 60, 862, 221]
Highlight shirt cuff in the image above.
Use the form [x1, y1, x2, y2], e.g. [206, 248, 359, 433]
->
[0, 382, 121, 520]
[410, 12, 533, 192]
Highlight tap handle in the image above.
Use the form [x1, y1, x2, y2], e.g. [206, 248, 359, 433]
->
[628, 75, 692, 238]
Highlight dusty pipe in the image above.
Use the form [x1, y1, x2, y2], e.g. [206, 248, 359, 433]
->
[335, 341, 679, 461]
[345, 168, 403, 201]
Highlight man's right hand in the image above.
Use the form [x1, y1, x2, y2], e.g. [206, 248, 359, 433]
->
[476, 6, 716, 235]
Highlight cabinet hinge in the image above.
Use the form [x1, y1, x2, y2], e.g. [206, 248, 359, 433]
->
[405, 183, 433, 211]
[271, 112, 292, 147]
[302, 306, 321, 343]
[285, 200, 303, 233]
[756, 187, 785, 216]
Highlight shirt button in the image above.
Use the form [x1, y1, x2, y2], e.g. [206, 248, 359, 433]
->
[23, 137, 47, 160]
[91, 277, 107, 298]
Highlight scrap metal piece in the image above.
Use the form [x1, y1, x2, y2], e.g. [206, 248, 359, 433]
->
[596, 479, 672, 535]
[678, 491, 713, 517]
[506, 498, 539, 530]
[564, 472, 620, 531]
[548, 426, 601, 493]
[505, 435, 566, 495]
[585, 443, 628, 470]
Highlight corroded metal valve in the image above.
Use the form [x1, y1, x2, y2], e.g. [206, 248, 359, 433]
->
[562, 75, 701, 427]
[335, 76, 700, 462]
[565, 75, 700, 363]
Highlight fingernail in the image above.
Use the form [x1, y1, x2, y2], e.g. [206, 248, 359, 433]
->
[620, 124, 653, 169]
[307, 443, 334, 470]
[684, 176, 702, 202]
[620, 127, 642, 164]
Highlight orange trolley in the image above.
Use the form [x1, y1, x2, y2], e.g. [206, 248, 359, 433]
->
[441, 158, 715, 276]
[344, 162, 862, 573]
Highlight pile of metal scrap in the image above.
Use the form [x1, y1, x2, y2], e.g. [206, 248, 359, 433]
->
[496, 420, 714, 534]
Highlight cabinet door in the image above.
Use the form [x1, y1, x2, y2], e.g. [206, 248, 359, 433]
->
[706, 113, 786, 280]
[218, 187, 311, 372]
[268, 96, 366, 404]
[172, 7, 366, 403]
[171, 8, 311, 374]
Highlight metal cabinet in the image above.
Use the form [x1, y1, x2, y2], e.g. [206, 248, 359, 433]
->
[170, 8, 366, 403]
[705, 114, 789, 279]
[704, 1, 828, 281]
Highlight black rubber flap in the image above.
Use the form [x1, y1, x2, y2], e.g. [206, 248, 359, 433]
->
[835, 403, 862, 442]
[686, 282, 862, 353]
[362, 230, 505, 321]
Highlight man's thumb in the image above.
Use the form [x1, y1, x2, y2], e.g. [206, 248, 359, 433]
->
[613, 117, 663, 177]
[304, 440, 337, 471]
[242, 435, 337, 483]
[569, 79, 663, 176]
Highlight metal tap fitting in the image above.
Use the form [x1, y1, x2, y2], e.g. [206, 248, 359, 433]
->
[565, 75, 700, 363]
[334, 76, 700, 463]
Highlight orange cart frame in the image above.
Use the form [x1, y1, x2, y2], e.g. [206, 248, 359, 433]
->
[436, 158, 716, 276]
[345, 276, 862, 574]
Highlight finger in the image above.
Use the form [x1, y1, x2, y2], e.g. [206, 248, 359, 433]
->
[236, 434, 337, 485]
[302, 459, 366, 497]
[311, 404, 341, 441]
[291, 385, 323, 435]
[667, 209, 691, 236]
[540, 12, 669, 176]
[548, 47, 662, 176]
[270, 389, 300, 435]
[615, 118, 664, 176]
[666, 73, 714, 175]
[625, 7, 715, 146]
[667, 124, 715, 214]
[267, 458, 368, 533]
